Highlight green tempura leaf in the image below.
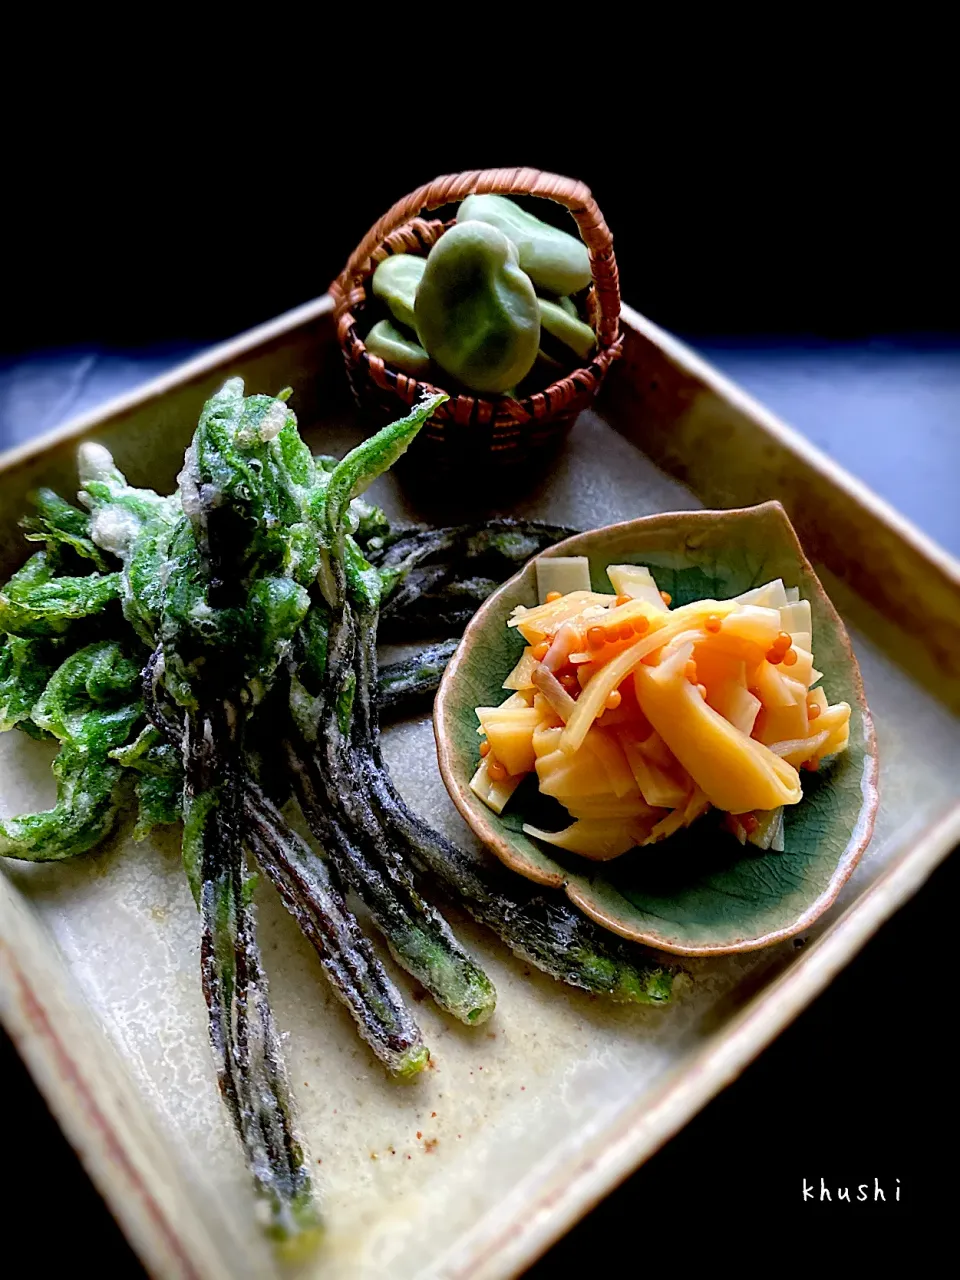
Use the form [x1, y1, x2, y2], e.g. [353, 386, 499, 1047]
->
[295, 603, 330, 694]
[0, 634, 56, 731]
[32, 642, 142, 753]
[0, 641, 144, 862]
[314, 393, 446, 609]
[78, 442, 169, 527]
[77, 441, 181, 646]
[133, 773, 182, 841]
[0, 548, 121, 639]
[320, 394, 447, 546]
[0, 749, 128, 862]
[188, 381, 320, 590]
[110, 724, 180, 776]
[247, 578, 312, 668]
[164, 380, 330, 714]
[21, 488, 109, 569]
[1, 551, 54, 597]
[343, 539, 382, 613]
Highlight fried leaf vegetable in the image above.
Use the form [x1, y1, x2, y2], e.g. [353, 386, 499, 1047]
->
[0, 634, 57, 732]
[78, 441, 181, 646]
[0, 641, 141, 860]
[0, 375, 674, 1252]
[110, 725, 183, 840]
[21, 487, 108, 569]
[161, 379, 322, 1246]
[0, 550, 121, 638]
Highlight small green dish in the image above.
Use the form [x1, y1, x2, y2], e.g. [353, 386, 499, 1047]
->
[434, 502, 879, 956]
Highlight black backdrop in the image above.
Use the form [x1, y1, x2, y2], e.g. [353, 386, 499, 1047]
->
[4, 129, 955, 354]
[2, 111, 956, 1267]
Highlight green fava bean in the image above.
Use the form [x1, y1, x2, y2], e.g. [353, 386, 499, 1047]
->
[414, 221, 540, 395]
[457, 194, 592, 297]
[366, 319, 431, 378]
[371, 254, 426, 330]
[538, 298, 596, 361]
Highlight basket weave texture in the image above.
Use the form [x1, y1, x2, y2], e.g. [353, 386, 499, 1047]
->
[330, 168, 623, 459]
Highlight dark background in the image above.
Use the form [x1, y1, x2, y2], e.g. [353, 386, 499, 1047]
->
[2, 114, 957, 1268]
[3, 126, 956, 352]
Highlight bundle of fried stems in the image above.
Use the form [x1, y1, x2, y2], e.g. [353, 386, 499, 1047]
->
[0, 382, 673, 1250]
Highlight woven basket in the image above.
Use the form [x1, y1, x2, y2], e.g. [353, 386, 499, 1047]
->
[330, 168, 623, 462]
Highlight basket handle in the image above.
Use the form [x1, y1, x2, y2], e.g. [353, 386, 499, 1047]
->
[334, 168, 621, 349]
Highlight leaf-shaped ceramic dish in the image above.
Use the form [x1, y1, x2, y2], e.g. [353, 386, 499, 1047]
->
[435, 502, 879, 955]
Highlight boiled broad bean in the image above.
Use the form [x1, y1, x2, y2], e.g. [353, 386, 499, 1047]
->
[414, 221, 540, 394]
[457, 193, 592, 296]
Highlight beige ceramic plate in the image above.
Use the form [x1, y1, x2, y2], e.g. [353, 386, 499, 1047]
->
[1, 296, 958, 1280]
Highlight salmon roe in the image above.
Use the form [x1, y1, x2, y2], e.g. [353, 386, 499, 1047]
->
[781, 647, 798, 667]
[604, 624, 621, 643]
[558, 673, 580, 693]
[604, 689, 622, 711]
[615, 594, 632, 608]
[619, 623, 635, 641]
[633, 615, 650, 636]
[802, 757, 819, 772]
[807, 701, 821, 720]
[587, 625, 606, 650]
[532, 641, 550, 661]
[660, 591, 672, 606]
[705, 614, 722, 633]
[544, 590, 563, 603]
[697, 683, 708, 699]
[741, 813, 759, 835]
[684, 660, 698, 682]
[479, 740, 491, 757]
[487, 758, 507, 781]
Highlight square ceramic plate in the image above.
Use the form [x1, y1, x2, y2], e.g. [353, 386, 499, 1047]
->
[2, 297, 959, 1280]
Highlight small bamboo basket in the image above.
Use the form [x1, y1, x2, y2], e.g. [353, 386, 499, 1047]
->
[330, 168, 623, 462]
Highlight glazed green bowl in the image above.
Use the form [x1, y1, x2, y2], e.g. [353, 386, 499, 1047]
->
[434, 502, 879, 956]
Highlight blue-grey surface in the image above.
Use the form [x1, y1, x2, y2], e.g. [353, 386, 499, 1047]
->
[695, 339, 960, 556]
[1, 338, 957, 556]
[0, 345, 199, 451]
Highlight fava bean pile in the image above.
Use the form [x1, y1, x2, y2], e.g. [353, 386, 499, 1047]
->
[368, 194, 598, 393]
[0, 382, 673, 1252]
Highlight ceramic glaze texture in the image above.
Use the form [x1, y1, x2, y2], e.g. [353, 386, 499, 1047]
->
[1, 309, 958, 1280]
[435, 504, 878, 954]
